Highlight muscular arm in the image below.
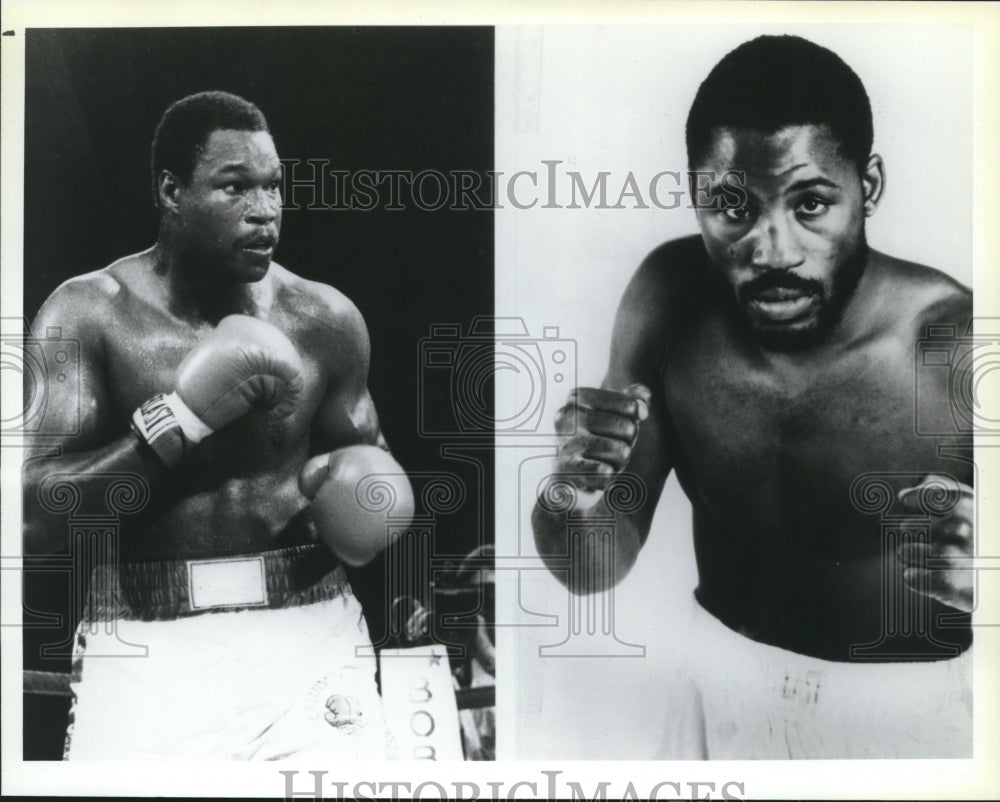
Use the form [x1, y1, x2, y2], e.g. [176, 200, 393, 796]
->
[22, 278, 166, 554]
[897, 279, 975, 611]
[305, 285, 387, 454]
[913, 285, 975, 469]
[532, 253, 679, 593]
[295, 283, 413, 566]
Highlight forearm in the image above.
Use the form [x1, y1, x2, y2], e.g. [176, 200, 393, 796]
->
[22, 433, 167, 554]
[531, 496, 644, 595]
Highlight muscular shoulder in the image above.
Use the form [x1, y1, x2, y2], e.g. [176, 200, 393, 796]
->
[268, 264, 370, 369]
[873, 253, 971, 335]
[31, 256, 144, 341]
[877, 255, 974, 441]
[270, 265, 365, 333]
[609, 235, 711, 381]
[626, 235, 711, 306]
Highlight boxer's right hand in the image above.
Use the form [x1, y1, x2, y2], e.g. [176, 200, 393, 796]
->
[173, 315, 306, 438]
[554, 383, 651, 493]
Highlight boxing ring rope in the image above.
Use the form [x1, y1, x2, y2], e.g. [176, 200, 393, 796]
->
[23, 669, 73, 697]
[23, 668, 495, 709]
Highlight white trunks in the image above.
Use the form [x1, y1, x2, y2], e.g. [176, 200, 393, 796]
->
[63, 544, 393, 760]
[658, 594, 972, 759]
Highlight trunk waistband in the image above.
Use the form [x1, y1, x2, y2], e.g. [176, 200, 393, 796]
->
[83, 544, 349, 622]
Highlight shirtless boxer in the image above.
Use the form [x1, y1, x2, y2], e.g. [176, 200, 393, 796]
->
[22, 91, 410, 759]
[532, 36, 974, 758]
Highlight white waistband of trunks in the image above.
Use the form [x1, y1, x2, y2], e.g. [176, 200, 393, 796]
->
[685, 591, 972, 670]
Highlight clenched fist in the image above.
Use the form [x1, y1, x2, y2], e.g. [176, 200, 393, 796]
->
[553, 383, 651, 502]
[897, 474, 974, 613]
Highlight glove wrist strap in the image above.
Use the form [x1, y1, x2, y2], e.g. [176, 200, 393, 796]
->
[162, 391, 213, 444]
[130, 392, 214, 469]
[131, 393, 187, 469]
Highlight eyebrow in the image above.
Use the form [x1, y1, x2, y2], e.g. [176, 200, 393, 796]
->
[734, 175, 844, 203]
[214, 162, 281, 176]
[784, 177, 841, 192]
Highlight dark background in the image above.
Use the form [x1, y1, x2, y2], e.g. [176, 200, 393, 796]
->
[23, 26, 494, 759]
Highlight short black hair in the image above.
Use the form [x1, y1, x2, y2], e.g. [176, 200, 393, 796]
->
[150, 90, 270, 206]
[686, 35, 873, 171]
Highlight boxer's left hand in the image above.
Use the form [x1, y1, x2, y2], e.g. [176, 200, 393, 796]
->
[299, 445, 414, 567]
[897, 474, 974, 612]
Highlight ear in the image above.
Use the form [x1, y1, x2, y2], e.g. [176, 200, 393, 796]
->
[861, 154, 885, 217]
[157, 170, 183, 212]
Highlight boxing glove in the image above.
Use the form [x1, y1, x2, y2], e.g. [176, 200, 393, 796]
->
[299, 445, 415, 567]
[131, 315, 304, 467]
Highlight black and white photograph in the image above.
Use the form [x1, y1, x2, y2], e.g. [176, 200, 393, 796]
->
[9, 24, 495, 766]
[2, 2, 999, 800]
[496, 16, 998, 774]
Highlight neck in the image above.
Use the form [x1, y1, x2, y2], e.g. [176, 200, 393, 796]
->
[151, 241, 263, 324]
[821, 245, 882, 349]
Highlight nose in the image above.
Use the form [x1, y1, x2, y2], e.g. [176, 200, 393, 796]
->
[749, 212, 805, 271]
[245, 187, 279, 224]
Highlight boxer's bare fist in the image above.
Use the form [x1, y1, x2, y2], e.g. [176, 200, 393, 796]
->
[897, 475, 974, 613]
[553, 383, 651, 494]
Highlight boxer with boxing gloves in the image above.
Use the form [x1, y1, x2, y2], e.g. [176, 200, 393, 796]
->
[533, 36, 975, 758]
[22, 91, 410, 759]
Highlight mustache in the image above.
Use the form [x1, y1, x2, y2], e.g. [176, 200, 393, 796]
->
[236, 231, 278, 248]
[738, 271, 823, 302]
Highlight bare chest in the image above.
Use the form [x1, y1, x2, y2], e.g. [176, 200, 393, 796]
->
[662, 328, 968, 549]
[100, 310, 325, 472]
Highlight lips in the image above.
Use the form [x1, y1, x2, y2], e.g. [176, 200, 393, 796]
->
[748, 293, 817, 322]
[753, 286, 804, 302]
[741, 281, 820, 324]
[238, 233, 277, 260]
